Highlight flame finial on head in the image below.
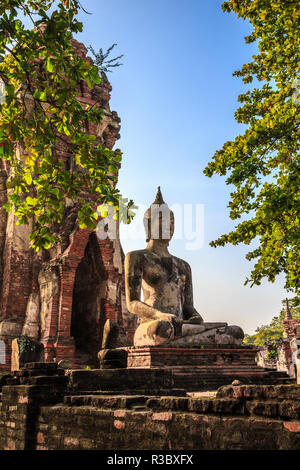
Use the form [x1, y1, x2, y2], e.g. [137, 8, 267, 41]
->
[143, 186, 174, 242]
[154, 186, 165, 205]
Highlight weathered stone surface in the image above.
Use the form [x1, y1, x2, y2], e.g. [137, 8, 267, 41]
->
[0, 371, 12, 391]
[24, 362, 59, 371]
[127, 345, 258, 367]
[65, 368, 174, 393]
[98, 348, 128, 369]
[217, 384, 300, 400]
[58, 360, 73, 370]
[21, 293, 40, 340]
[1, 380, 300, 450]
[0, 321, 22, 339]
[0, 365, 299, 450]
[101, 319, 131, 350]
[126, 345, 292, 390]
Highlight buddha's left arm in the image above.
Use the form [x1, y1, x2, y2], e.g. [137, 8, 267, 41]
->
[182, 262, 203, 322]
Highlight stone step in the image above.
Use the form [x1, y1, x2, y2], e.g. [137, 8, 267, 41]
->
[172, 369, 293, 391]
[171, 366, 290, 374]
[169, 365, 269, 370]
[74, 352, 98, 369]
[172, 369, 273, 375]
[19, 375, 69, 386]
[172, 367, 269, 372]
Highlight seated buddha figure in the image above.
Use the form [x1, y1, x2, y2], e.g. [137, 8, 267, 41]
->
[125, 187, 244, 348]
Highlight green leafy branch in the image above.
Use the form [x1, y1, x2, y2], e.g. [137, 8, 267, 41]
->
[204, 0, 300, 292]
[0, 0, 134, 251]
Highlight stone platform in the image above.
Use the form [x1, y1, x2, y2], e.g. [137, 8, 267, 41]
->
[1, 363, 299, 450]
[127, 345, 258, 368]
[127, 345, 293, 391]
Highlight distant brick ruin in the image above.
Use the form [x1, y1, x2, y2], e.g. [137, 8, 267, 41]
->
[0, 39, 136, 370]
[257, 299, 300, 378]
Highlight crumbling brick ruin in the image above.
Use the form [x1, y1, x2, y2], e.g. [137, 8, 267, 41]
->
[0, 363, 300, 450]
[0, 39, 136, 370]
[256, 299, 300, 378]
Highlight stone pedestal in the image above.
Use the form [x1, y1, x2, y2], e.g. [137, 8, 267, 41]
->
[127, 345, 292, 391]
[127, 345, 258, 368]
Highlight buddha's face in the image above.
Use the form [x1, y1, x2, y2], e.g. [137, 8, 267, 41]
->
[144, 205, 174, 243]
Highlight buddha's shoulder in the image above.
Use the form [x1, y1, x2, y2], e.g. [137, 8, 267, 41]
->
[124, 249, 149, 261]
[172, 255, 191, 272]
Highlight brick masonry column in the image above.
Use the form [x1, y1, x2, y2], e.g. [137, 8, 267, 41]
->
[54, 229, 91, 363]
[97, 237, 123, 325]
[54, 261, 77, 363]
[39, 266, 60, 363]
[0, 216, 33, 324]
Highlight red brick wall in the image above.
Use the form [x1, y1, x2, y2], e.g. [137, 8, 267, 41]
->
[0, 39, 128, 368]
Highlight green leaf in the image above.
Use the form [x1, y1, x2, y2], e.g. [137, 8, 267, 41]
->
[46, 56, 54, 73]
[33, 90, 47, 101]
[24, 173, 32, 185]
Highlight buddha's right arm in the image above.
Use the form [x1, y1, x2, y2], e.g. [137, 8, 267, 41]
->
[128, 300, 180, 324]
[124, 252, 151, 320]
[128, 300, 163, 321]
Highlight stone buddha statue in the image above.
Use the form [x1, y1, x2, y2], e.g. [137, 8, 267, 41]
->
[125, 187, 244, 348]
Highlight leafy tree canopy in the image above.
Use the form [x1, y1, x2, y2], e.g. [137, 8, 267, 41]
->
[0, 0, 133, 251]
[244, 297, 300, 346]
[204, 0, 300, 293]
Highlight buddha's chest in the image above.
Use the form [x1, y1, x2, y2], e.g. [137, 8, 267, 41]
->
[142, 255, 184, 288]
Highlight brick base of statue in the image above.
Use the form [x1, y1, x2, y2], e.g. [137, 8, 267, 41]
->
[127, 344, 258, 368]
[127, 345, 292, 390]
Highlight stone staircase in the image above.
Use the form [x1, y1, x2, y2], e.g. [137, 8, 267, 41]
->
[171, 365, 293, 391]
[73, 349, 98, 369]
[127, 345, 294, 391]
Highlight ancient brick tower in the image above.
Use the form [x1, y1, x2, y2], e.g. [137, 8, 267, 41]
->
[0, 40, 135, 369]
[281, 298, 300, 375]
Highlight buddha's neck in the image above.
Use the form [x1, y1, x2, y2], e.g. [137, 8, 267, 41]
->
[146, 239, 170, 257]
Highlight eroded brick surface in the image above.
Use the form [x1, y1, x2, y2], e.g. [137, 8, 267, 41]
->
[0, 39, 135, 370]
[1, 371, 300, 450]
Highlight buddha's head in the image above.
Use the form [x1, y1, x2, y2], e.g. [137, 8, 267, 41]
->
[143, 187, 174, 243]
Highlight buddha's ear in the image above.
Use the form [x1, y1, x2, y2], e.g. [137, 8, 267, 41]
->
[143, 213, 151, 241]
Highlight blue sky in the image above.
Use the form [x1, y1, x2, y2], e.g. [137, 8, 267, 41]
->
[73, 0, 287, 334]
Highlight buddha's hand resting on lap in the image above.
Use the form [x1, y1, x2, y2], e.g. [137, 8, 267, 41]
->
[153, 312, 182, 337]
[154, 312, 181, 324]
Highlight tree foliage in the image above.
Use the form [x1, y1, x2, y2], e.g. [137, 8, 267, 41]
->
[88, 44, 123, 75]
[204, 0, 300, 293]
[243, 297, 300, 346]
[0, 0, 133, 251]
